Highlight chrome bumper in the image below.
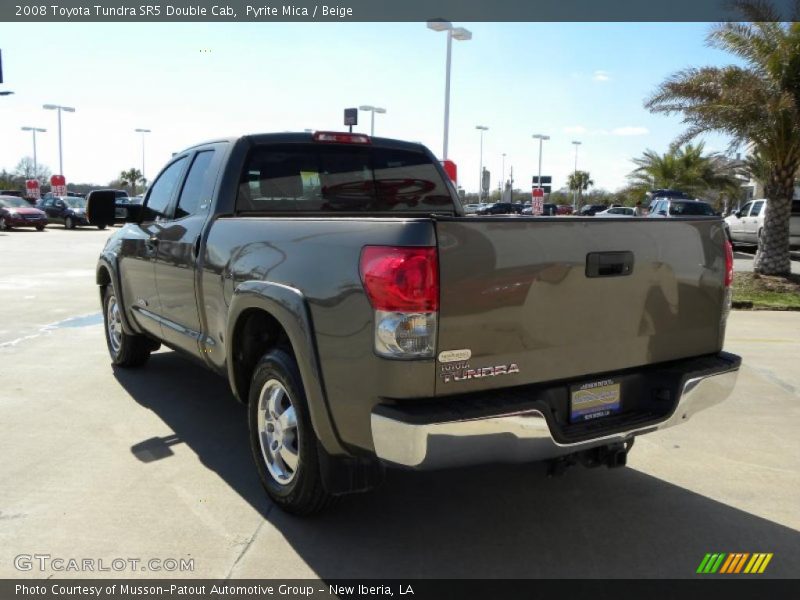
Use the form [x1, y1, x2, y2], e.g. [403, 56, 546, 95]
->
[371, 364, 739, 469]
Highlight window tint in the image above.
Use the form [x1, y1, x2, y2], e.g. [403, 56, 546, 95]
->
[792, 200, 800, 215]
[668, 201, 715, 216]
[237, 144, 453, 213]
[175, 151, 215, 219]
[750, 200, 765, 217]
[144, 157, 187, 220]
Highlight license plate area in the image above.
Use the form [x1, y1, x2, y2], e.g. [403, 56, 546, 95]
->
[570, 378, 621, 423]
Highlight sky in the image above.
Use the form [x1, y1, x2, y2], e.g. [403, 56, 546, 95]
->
[0, 22, 742, 193]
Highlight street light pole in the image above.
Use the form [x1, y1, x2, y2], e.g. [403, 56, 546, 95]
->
[532, 134, 550, 192]
[21, 127, 47, 179]
[358, 106, 386, 136]
[42, 104, 75, 176]
[134, 128, 151, 186]
[501, 153, 506, 197]
[427, 20, 472, 160]
[476, 125, 488, 201]
[572, 140, 582, 210]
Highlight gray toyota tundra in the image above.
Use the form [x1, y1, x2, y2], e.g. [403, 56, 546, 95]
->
[87, 131, 741, 515]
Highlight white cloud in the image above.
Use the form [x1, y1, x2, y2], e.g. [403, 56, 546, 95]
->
[563, 126, 587, 135]
[611, 126, 649, 136]
[592, 70, 611, 82]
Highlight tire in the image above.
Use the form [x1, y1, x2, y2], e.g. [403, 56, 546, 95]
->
[97, 224, 107, 230]
[0, 217, 9, 231]
[65, 216, 74, 229]
[102, 286, 154, 367]
[248, 349, 333, 516]
[36, 224, 45, 231]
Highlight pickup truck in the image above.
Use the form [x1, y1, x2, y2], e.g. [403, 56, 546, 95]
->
[725, 198, 800, 248]
[87, 131, 741, 515]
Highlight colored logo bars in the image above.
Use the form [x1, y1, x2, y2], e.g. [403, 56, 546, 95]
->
[697, 553, 773, 574]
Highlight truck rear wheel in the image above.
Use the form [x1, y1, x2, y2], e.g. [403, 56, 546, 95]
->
[102, 286, 155, 367]
[248, 349, 333, 515]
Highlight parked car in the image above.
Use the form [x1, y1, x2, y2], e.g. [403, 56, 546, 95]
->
[39, 195, 105, 229]
[647, 198, 716, 218]
[477, 202, 523, 215]
[521, 203, 557, 216]
[725, 198, 800, 249]
[0, 195, 48, 231]
[556, 205, 574, 215]
[86, 131, 740, 515]
[595, 206, 636, 217]
[577, 204, 609, 216]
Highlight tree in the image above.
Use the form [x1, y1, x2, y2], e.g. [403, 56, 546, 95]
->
[119, 168, 144, 196]
[568, 170, 594, 209]
[13, 157, 51, 184]
[645, 0, 800, 275]
[627, 143, 744, 208]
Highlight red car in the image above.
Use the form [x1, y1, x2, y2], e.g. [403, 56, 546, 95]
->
[0, 195, 48, 231]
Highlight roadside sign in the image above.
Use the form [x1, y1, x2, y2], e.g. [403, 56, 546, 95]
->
[532, 175, 552, 185]
[532, 187, 544, 215]
[50, 174, 66, 197]
[441, 160, 457, 183]
[25, 179, 41, 199]
[344, 108, 358, 126]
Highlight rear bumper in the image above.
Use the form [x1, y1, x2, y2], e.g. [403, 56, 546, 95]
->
[371, 352, 740, 469]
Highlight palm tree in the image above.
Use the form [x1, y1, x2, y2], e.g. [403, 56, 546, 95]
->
[568, 170, 594, 210]
[645, 0, 800, 275]
[119, 168, 144, 196]
[628, 143, 743, 205]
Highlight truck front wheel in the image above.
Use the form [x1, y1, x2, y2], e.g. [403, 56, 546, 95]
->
[248, 349, 333, 515]
[102, 286, 155, 367]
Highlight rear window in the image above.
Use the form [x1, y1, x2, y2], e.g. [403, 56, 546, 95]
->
[668, 201, 715, 216]
[236, 144, 454, 214]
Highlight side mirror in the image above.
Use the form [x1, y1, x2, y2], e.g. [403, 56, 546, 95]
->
[657, 210, 667, 216]
[734, 211, 742, 218]
[55, 201, 65, 208]
[87, 191, 141, 226]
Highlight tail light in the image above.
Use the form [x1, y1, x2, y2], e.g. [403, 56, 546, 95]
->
[721, 239, 734, 343]
[360, 246, 438, 359]
[724, 239, 734, 287]
[313, 131, 371, 144]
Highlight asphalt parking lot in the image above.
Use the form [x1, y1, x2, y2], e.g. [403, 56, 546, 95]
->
[1, 226, 798, 579]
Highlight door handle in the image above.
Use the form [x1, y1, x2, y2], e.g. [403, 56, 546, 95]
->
[586, 251, 634, 278]
[145, 236, 159, 255]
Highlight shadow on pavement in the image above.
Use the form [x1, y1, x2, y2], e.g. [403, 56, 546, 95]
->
[115, 351, 800, 578]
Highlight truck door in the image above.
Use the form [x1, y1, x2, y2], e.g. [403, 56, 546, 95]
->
[120, 155, 189, 340]
[151, 149, 220, 357]
[745, 200, 764, 242]
[730, 201, 751, 240]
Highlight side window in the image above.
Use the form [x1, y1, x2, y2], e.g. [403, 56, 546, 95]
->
[739, 201, 752, 216]
[144, 157, 188, 220]
[175, 151, 215, 219]
[750, 200, 765, 217]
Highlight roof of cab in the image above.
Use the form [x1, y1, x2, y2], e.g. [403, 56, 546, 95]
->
[175, 132, 429, 155]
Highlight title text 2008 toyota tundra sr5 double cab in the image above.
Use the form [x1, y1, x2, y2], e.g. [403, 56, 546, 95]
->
[88, 132, 741, 515]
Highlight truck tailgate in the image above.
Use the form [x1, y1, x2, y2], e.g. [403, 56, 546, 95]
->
[434, 217, 728, 395]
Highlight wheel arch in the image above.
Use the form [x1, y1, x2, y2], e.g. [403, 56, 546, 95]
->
[96, 256, 139, 335]
[226, 281, 345, 456]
